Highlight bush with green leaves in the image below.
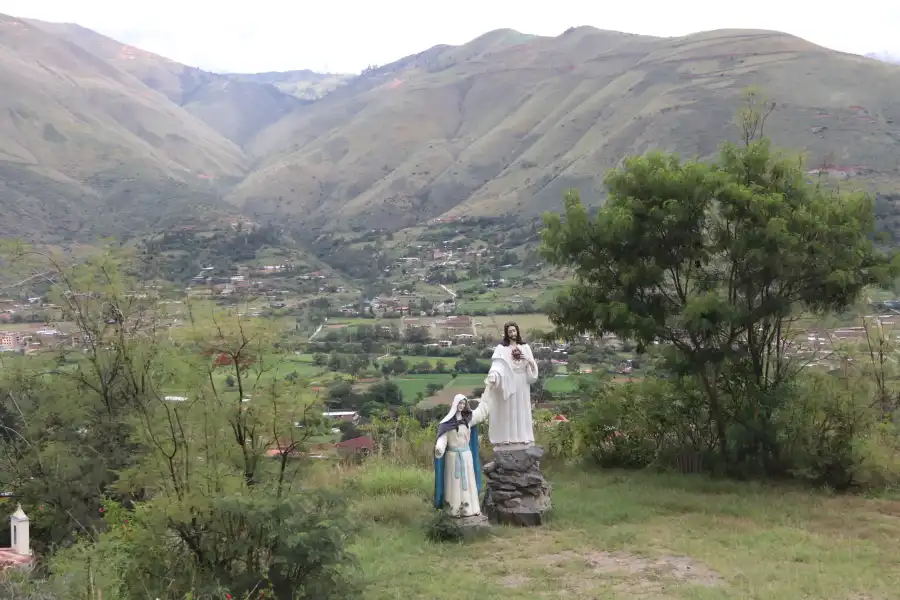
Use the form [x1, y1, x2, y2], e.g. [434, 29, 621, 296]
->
[570, 370, 889, 489]
[425, 510, 464, 543]
[48, 491, 359, 600]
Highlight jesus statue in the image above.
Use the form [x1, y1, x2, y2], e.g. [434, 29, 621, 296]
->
[481, 322, 538, 447]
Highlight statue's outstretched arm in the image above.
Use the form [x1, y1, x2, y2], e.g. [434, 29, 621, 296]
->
[485, 370, 500, 387]
[471, 394, 491, 425]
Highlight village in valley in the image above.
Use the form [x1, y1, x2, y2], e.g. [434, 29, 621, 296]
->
[2, 214, 896, 472]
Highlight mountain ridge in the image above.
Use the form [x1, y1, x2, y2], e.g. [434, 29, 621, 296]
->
[230, 26, 900, 232]
[866, 51, 900, 65]
[3, 15, 900, 241]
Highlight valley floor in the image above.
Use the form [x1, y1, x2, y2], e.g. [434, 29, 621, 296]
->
[350, 464, 900, 599]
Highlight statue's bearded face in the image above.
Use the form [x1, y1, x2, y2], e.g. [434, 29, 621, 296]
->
[507, 325, 518, 340]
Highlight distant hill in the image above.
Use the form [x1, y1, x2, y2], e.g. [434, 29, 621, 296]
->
[25, 19, 307, 145]
[0, 14, 248, 240]
[227, 70, 354, 101]
[3, 16, 900, 242]
[866, 51, 900, 65]
[231, 27, 900, 233]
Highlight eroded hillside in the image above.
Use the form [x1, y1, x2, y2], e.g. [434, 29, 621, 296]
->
[231, 28, 900, 232]
[3, 17, 899, 241]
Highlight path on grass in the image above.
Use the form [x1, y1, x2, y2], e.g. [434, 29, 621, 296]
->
[440, 284, 457, 299]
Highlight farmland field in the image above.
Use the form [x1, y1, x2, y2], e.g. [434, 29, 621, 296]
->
[322, 317, 402, 330]
[0, 321, 73, 333]
[544, 375, 578, 393]
[391, 373, 485, 400]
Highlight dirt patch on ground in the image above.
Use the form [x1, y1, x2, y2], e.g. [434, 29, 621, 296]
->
[583, 551, 722, 597]
[500, 574, 530, 588]
[533, 547, 722, 597]
[488, 532, 723, 597]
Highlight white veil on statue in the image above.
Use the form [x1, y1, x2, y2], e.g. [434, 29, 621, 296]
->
[440, 394, 468, 425]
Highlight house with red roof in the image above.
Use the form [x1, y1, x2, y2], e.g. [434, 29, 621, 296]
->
[335, 436, 374, 456]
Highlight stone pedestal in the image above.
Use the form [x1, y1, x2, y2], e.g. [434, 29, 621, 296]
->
[482, 446, 552, 526]
[456, 514, 491, 539]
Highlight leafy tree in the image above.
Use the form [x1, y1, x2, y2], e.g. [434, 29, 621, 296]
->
[424, 382, 445, 396]
[0, 244, 358, 599]
[389, 357, 408, 375]
[541, 95, 896, 470]
[362, 380, 403, 409]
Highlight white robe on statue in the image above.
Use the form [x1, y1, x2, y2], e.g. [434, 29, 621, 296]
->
[435, 398, 490, 517]
[483, 343, 538, 446]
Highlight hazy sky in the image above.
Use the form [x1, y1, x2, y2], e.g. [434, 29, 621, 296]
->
[1, 0, 897, 73]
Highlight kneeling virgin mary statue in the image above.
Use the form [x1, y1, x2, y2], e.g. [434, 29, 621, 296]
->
[433, 394, 491, 517]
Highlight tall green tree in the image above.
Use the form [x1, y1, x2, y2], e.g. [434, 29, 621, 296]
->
[541, 95, 896, 468]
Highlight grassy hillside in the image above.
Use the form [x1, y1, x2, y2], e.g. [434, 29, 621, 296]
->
[228, 69, 354, 101]
[231, 27, 900, 232]
[349, 462, 900, 599]
[0, 14, 251, 240]
[4, 17, 900, 244]
[26, 19, 307, 145]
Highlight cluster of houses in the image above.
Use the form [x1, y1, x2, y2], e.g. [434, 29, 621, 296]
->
[338, 293, 456, 318]
[267, 410, 374, 459]
[188, 264, 332, 298]
[384, 237, 502, 288]
[0, 327, 64, 354]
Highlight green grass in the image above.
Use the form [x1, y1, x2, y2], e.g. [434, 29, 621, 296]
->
[391, 374, 453, 399]
[396, 355, 456, 367]
[391, 373, 486, 401]
[348, 462, 900, 599]
[544, 375, 578, 393]
[323, 317, 402, 329]
[498, 267, 526, 278]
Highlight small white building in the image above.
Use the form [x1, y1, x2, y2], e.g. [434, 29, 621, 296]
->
[0, 504, 33, 570]
[322, 411, 360, 424]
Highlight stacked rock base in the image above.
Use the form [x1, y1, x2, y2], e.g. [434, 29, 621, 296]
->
[482, 446, 552, 526]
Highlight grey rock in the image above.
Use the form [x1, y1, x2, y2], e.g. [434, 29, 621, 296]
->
[483, 446, 552, 527]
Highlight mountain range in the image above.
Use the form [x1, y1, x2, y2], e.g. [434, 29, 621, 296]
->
[2, 14, 900, 241]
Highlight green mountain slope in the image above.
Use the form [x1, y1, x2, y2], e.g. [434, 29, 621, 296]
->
[231, 27, 900, 232]
[25, 19, 306, 145]
[0, 14, 252, 240]
[3, 18, 899, 242]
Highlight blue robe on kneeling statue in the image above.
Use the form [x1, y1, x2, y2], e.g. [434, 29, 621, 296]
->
[433, 394, 487, 514]
[434, 423, 482, 510]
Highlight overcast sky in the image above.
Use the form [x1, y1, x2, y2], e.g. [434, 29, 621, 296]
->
[1, 0, 897, 73]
